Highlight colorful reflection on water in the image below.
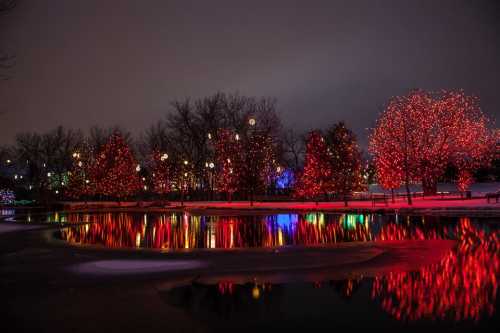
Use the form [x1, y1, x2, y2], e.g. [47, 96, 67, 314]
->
[59, 212, 463, 250]
[164, 218, 499, 326]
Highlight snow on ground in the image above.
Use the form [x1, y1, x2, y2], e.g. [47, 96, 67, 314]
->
[172, 197, 499, 210]
[0, 223, 42, 234]
[71, 259, 206, 275]
[369, 182, 500, 196]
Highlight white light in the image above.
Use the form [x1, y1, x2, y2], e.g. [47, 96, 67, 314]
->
[142, 177, 146, 181]
[160, 153, 168, 161]
[78, 161, 83, 167]
[249, 118, 256, 126]
[205, 162, 209, 168]
[72, 152, 78, 158]
[227, 158, 231, 163]
[143, 185, 148, 190]
[6, 159, 11, 164]
[43, 163, 46, 168]
[276, 166, 281, 173]
[183, 160, 188, 165]
[47, 172, 52, 177]
[55, 190, 59, 194]
[207, 133, 212, 139]
[184, 172, 188, 177]
[20, 175, 23, 179]
[85, 179, 90, 184]
[209, 162, 215, 169]
[14, 174, 18, 180]
[136, 164, 141, 172]
[235, 133, 240, 141]
[61, 182, 65, 186]
[29, 185, 33, 190]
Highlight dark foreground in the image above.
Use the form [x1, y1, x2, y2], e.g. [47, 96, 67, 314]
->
[0, 209, 499, 332]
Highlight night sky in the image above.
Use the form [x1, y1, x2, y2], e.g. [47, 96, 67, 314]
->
[1, 0, 499, 147]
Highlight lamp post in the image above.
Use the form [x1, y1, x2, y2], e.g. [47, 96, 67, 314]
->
[207, 161, 215, 200]
[248, 117, 256, 206]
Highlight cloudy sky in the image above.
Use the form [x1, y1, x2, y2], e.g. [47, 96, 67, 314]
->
[1, 0, 499, 147]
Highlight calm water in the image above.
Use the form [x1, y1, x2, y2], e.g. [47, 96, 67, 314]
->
[2, 210, 499, 330]
[56, 211, 496, 250]
[53, 211, 500, 330]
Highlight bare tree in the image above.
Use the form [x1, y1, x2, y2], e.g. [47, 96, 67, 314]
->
[0, 0, 16, 81]
[282, 128, 305, 171]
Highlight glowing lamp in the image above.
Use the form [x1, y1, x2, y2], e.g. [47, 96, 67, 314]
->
[85, 179, 90, 184]
[209, 162, 215, 169]
[235, 133, 240, 140]
[78, 161, 83, 167]
[252, 286, 260, 299]
[249, 118, 256, 126]
[183, 160, 188, 165]
[207, 133, 212, 139]
[47, 172, 52, 177]
[160, 153, 168, 161]
[6, 159, 11, 164]
[136, 164, 141, 172]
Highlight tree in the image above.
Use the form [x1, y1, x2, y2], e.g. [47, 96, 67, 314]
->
[150, 150, 174, 200]
[282, 128, 306, 172]
[294, 131, 332, 202]
[326, 122, 365, 206]
[213, 129, 243, 201]
[370, 90, 497, 204]
[240, 130, 277, 205]
[66, 141, 94, 200]
[0, 0, 16, 81]
[90, 132, 142, 199]
[13, 126, 82, 202]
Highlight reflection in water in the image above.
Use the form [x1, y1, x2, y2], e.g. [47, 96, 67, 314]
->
[163, 219, 498, 326]
[371, 218, 499, 322]
[60, 212, 459, 250]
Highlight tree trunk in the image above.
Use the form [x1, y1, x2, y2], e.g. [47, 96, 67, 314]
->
[405, 178, 412, 205]
[422, 177, 437, 195]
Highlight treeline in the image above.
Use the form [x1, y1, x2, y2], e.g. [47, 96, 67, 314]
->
[0, 93, 312, 203]
[1, 91, 498, 205]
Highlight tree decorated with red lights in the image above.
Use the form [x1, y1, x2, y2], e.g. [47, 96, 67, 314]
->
[90, 132, 142, 199]
[326, 122, 365, 205]
[214, 129, 243, 201]
[370, 90, 497, 203]
[150, 150, 174, 198]
[240, 131, 276, 205]
[374, 150, 403, 203]
[294, 130, 332, 201]
[66, 141, 95, 199]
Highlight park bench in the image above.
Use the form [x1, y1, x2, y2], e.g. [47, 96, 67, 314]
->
[485, 191, 500, 203]
[371, 194, 388, 207]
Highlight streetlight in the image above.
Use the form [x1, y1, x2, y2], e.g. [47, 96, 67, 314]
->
[249, 118, 256, 126]
[207, 162, 215, 200]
